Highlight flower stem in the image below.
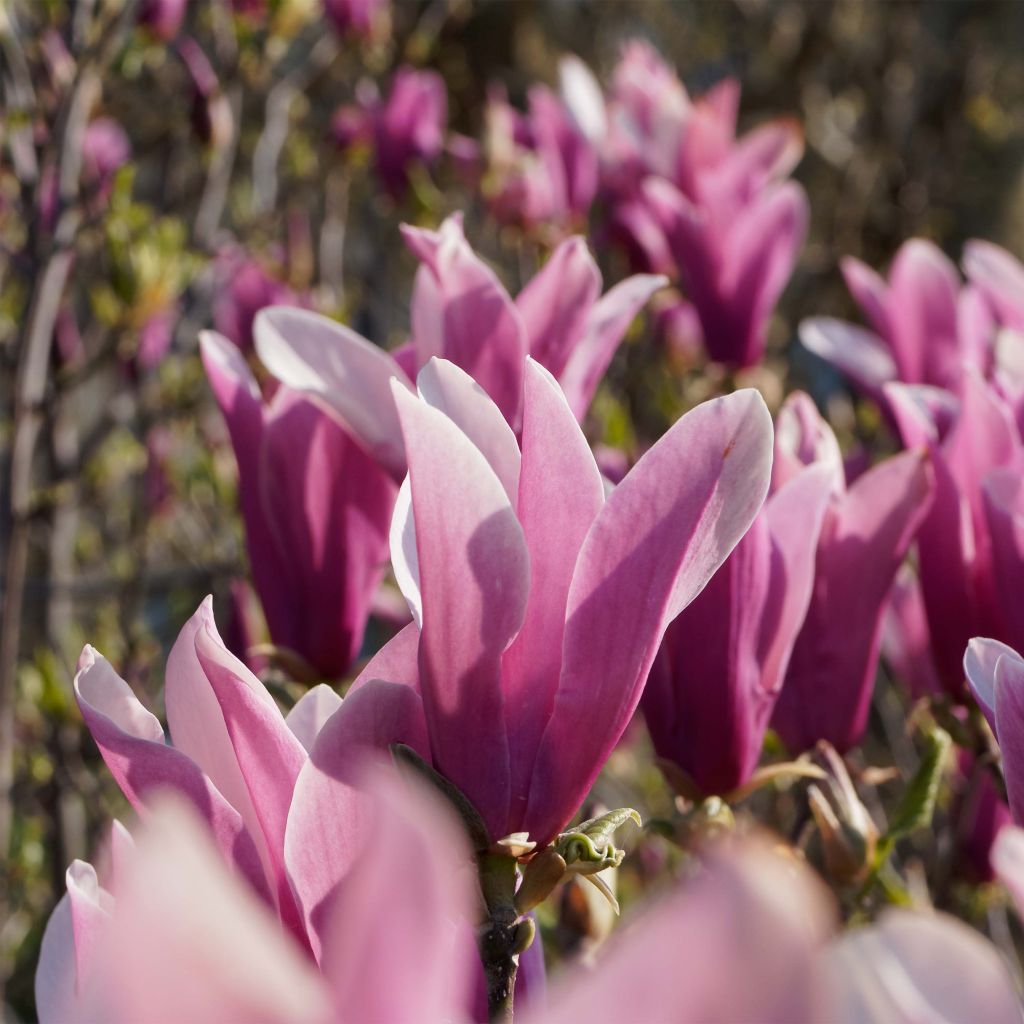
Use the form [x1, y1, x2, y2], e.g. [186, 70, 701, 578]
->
[478, 853, 521, 1023]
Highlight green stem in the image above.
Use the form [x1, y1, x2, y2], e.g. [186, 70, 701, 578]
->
[479, 853, 521, 1023]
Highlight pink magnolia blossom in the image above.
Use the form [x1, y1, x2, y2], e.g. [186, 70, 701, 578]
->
[769, 393, 935, 753]
[887, 372, 1024, 692]
[482, 81, 598, 236]
[201, 332, 396, 680]
[254, 215, 664, 454]
[332, 356, 773, 847]
[643, 461, 833, 795]
[571, 40, 807, 368]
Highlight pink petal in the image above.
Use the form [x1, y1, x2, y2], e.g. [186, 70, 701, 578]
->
[35, 894, 79, 1024]
[515, 236, 601, 378]
[799, 317, 897, 394]
[774, 448, 935, 752]
[992, 825, 1024, 913]
[825, 910, 1022, 1024]
[994, 650, 1024, 825]
[284, 681, 430, 960]
[253, 306, 413, 480]
[963, 240, 1024, 331]
[66, 860, 112, 989]
[416, 357, 522, 502]
[882, 565, 942, 699]
[259, 387, 397, 677]
[984, 469, 1024, 652]
[772, 391, 845, 493]
[91, 799, 330, 1024]
[394, 383, 530, 839]
[536, 838, 832, 1024]
[886, 239, 961, 385]
[320, 768, 475, 1022]
[74, 646, 270, 900]
[558, 272, 667, 420]
[527, 388, 773, 842]
[194, 617, 309, 942]
[349, 621, 422, 696]
[502, 360, 605, 829]
[285, 684, 343, 753]
[840, 255, 892, 341]
[964, 636, 1017, 734]
[165, 599, 274, 887]
[401, 220, 528, 428]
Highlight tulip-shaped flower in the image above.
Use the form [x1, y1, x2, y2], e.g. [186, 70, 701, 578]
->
[800, 239, 985, 399]
[886, 372, 1023, 691]
[481, 79, 598, 237]
[333, 356, 772, 849]
[201, 332, 396, 679]
[769, 393, 935, 753]
[642, 462, 833, 796]
[255, 215, 664, 456]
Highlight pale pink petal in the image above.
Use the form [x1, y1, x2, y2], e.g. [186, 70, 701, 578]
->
[394, 383, 531, 840]
[825, 910, 1021, 1024]
[527, 389, 773, 842]
[963, 240, 1024, 331]
[349, 621, 421, 696]
[964, 636, 1017, 733]
[799, 317, 898, 393]
[992, 825, 1024, 913]
[536, 838, 832, 1024]
[284, 681, 430, 960]
[320, 768, 475, 1023]
[35, 895, 78, 1024]
[285, 684, 343, 753]
[558, 55, 606, 143]
[90, 799, 330, 1024]
[502, 360, 605, 830]
[253, 306, 413, 479]
[772, 391, 845, 492]
[417, 357, 521, 502]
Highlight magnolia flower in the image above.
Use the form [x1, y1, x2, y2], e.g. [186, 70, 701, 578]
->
[800, 239, 986, 399]
[202, 332, 396, 680]
[643, 461, 833, 795]
[254, 215, 664, 454]
[481, 81, 598, 236]
[331, 356, 773, 848]
[887, 372, 1023, 692]
[213, 254, 307, 354]
[769, 393, 935, 753]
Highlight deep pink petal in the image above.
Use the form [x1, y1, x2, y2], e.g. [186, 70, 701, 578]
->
[883, 566, 942, 700]
[840, 255, 892, 341]
[503, 360, 605, 829]
[394, 383, 530, 839]
[984, 469, 1024, 652]
[284, 681, 430, 960]
[995, 651, 1024, 825]
[773, 448, 935, 752]
[527, 389, 773, 842]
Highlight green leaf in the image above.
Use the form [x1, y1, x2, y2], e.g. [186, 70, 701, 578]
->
[884, 725, 952, 842]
